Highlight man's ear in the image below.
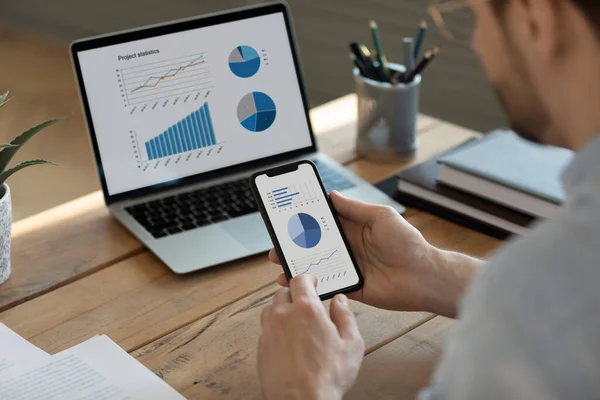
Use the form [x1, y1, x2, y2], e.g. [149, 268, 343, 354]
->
[517, 0, 566, 58]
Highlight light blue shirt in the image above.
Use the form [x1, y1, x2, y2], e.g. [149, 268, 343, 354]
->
[421, 134, 600, 399]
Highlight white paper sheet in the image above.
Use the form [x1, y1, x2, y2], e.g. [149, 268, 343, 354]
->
[0, 322, 49, 373]
[0, 335, 184, 400]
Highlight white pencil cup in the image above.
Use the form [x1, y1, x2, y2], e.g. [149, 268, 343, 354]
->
[354, 63, 421, 162]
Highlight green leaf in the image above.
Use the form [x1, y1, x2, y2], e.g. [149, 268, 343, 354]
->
[0, 144, 17, 149]
[0, 118, 64, 173]
[0, 159, 56, 187]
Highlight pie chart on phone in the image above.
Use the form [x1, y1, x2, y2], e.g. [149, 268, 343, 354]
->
[288, 213, 322, 249]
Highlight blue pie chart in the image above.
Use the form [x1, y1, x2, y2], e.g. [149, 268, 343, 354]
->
[237, 92, 277, 132]
[228, 45, 261, 78]
[288, 213, 322, 249]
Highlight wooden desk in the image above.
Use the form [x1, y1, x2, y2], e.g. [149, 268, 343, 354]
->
[0, 95, 500, 399]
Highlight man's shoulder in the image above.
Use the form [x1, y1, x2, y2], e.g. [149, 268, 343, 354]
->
[470, 182, 600, 325]
[493, 174, 600, 272]
[426, 147, 600, 400]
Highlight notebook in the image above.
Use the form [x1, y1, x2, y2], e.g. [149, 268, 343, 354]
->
[393, 138, 537, 239]
[437, 130, 573, 218]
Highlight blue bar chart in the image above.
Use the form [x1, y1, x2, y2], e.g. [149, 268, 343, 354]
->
[145, 102, 216, 160]
[273, 187, 300, 208]
[267, 182, 321, 210]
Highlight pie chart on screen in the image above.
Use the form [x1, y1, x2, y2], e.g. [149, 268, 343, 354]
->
[237, 92, 277, 132]
[228, 45, 261, 78]
[288, 213, 322, 249]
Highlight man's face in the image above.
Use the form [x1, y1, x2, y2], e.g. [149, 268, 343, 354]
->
[470, 0, 552, 143]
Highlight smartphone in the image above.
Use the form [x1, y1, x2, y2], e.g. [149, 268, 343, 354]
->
[250, 160, 363, 300]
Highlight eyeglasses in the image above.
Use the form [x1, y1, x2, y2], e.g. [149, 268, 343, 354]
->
[428, 0, 476, 45]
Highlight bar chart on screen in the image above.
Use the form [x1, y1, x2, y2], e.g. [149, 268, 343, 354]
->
[130, 102, 224, 170]
[267, 182, 322, 210]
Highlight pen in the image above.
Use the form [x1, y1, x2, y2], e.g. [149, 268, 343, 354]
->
[349, 42, 378, 80]
[413, 21, 428, 61]
[369, 20, 390, 82]
[404, 47, 440, 83]
[358, 44, 386, 81]
[403, 37, 415, 71]
[349, 52, 371, 79]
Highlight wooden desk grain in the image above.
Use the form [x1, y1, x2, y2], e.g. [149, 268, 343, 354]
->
[0, 95, 501, 399]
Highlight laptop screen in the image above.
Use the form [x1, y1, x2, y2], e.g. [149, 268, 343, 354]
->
[74, 9, 313, 198]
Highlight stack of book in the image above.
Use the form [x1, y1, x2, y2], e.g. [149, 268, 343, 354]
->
[395, 130, 574, 238]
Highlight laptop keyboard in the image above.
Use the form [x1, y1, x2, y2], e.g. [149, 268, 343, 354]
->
[125, 160, 356, 239]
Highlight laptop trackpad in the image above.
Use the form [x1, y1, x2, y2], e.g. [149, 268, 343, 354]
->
[221, 213, 272, 252]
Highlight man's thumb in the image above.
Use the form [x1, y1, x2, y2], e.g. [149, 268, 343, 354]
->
[331, 191, 385, 224]
[330, 294, 360, 340]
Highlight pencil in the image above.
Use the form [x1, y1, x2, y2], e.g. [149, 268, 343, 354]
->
[369, 20, 390, 82]
[404, 46, 439, 83]
[413, 21, 428, 61]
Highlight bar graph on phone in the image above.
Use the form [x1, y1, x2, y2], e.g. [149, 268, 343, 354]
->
[267, 181, 322, 210]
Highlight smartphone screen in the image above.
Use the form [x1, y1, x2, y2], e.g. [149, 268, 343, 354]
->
[253, 162, 362, 298]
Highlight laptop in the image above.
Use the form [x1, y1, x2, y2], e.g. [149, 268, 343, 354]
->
[70, 2, 405, 274]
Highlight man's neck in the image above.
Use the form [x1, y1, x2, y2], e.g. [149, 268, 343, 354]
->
[546, 35, 600, 150]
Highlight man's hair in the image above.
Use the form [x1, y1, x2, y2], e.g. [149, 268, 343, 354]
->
[491, 0, 600, 37]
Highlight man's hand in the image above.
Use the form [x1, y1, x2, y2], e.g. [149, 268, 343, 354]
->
[269, 191, 481, 318]
[258, 275, 365, 400]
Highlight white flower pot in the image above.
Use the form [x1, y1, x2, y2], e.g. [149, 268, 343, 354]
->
[0, 185, 11, 285]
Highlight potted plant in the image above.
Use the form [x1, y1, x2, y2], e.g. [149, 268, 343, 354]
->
[0, 92, 60, 285]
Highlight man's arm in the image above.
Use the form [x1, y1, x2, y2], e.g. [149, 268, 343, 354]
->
[417, 249, 482, 318]
[270, 191, 483, 318]
[260, 193, 485, 399]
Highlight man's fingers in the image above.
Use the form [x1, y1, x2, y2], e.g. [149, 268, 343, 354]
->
[276, 273, 289, 287]
[331, 191, 390, 224]
[289, 274, 319, 303]
[330, 294, 362, 342]
[273, 287, 292, 304]
[268, 249, 281, 265]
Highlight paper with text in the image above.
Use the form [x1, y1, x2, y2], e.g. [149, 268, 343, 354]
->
[0, 322, 49, 373]
[0, 335, 184, 400]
